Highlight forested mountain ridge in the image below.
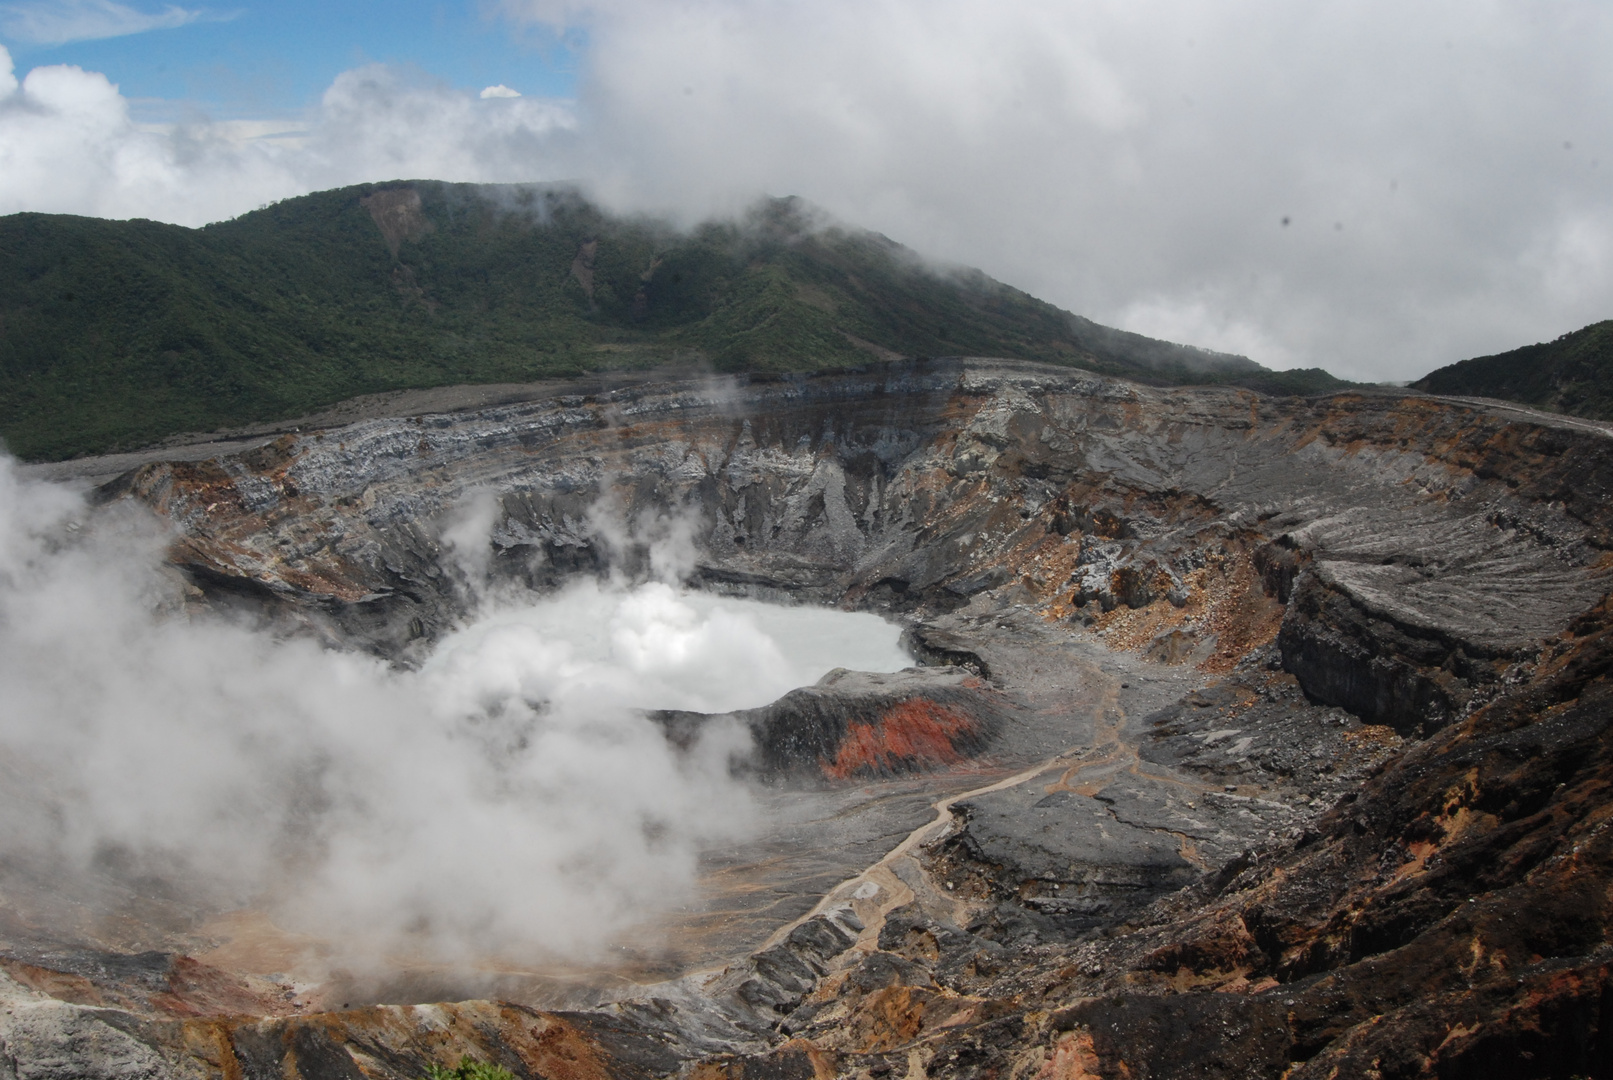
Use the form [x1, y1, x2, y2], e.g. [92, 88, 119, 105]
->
[0, 182, 1346, 460]
[1413, 319, 1613, 421]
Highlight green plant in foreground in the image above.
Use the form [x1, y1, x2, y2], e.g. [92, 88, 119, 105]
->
[423, 1056, 517, 1080]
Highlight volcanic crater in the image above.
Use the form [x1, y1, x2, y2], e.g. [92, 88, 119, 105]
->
[9, 357, 1613, 1079]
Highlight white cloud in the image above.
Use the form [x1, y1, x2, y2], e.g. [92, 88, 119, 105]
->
[0, 0, 203, 45]
[1116, 294, 1298, 371]
[0, 46, 576, 224]
[309, 63, 573, 186]
[480, 83, 521, 99]
[493, 0, 1613, 380]
[3, 1, 1613, 381]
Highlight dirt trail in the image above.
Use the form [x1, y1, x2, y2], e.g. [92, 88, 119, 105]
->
[755, 749, 1092, 954]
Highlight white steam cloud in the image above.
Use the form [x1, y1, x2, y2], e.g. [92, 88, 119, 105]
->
[431, 580, 911, 719]
[2, 2, 1611, 378]
[0, 456, 841, 966]
[441, 488, 504, 600]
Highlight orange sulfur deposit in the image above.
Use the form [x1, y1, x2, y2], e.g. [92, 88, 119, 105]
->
[823, 699, 980, 781]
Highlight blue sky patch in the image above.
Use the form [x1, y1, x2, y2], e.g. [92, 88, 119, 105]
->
[0, 0, 581, 120]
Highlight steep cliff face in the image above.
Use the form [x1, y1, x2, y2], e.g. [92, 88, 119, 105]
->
[10, 359, 1613, 1078]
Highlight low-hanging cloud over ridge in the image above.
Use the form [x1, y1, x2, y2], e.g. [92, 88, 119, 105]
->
[0, 0, 1610, 380]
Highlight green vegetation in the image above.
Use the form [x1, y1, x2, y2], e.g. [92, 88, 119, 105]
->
[423, 1057, 517, 1080]
[0, 181, 1353, 460]
[1413, 320, 1613, 420]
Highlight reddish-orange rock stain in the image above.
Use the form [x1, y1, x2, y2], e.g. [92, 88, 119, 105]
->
[822, 699, 977, 780]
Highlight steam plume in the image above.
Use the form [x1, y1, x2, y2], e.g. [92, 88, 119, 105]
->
[0, 456, 759, 965]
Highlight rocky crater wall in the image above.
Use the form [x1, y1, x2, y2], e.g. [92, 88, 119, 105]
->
[111, 358, 1612, 739]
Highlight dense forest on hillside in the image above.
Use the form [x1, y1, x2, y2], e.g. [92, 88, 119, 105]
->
[1413, 320, 1613, 421]
[0, 182, 1346, 460]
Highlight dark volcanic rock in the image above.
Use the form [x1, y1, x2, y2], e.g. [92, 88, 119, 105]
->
[1050, 993, 1293, 1080]
[949, 785, 1198, 928]
[1281, 564, 1529, 737]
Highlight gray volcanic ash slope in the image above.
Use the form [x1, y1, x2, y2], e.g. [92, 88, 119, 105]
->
[7, 358, 1613, 1078]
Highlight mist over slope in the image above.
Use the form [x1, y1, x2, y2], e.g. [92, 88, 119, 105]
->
[1414, 318, 1613, 420]
[0, 182, 1347, 460]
